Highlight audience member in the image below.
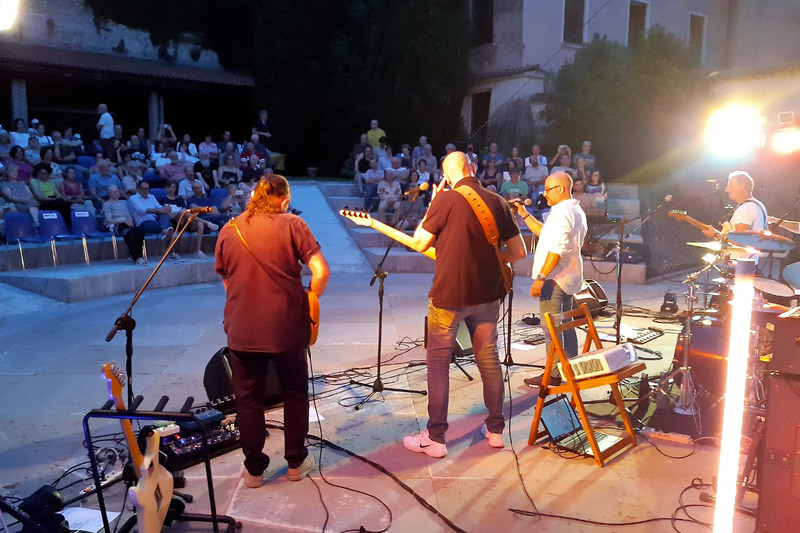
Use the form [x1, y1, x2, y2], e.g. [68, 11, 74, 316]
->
[0, 130, 12, 161]
[575, 140, 595, 171]
[181, 133, 198, 156]
[216, 130, 233, 154]
[89, 159, 123, 202]
[177, 141, 199, 165]
[377, 169, 403, 226]
[240, 141, 265, 168]
[158, 151, 188, 184]
[219, 154, 241, 187]
[102, 185, 147, 266]
[127, 181, 173, 238]
[362, 158, 383, 211]
[157, 123, 178, 149]
[59, 167, 96, 216]
[135, 127, 152, 156]
[508, 147, 524, 172]
[374, 137, 388, 163]
[221, 183, 247, 217]
[194, 151, 220, 189]
[241, 154, 262, 183]
[9, 146, 33, 182]
[550, 144, 572, 167]
[585, 169, 607, 203]
[399, 144, 413, 169]
[420, 144, 437, 173]
[573, 155, 588, 182]
[238, 169, 260, 198]
[377, 145, 394, 172]
[96, 103, 115, 158]
[416, 159, 431, 187]
[187, 181, 227, 233]
[527, 144, 548, 166]
[572, 179, 600, 216]
[367, 119, 386, 149]
[499, 168, 529, 201]
[198, 134, 219, 160]
[51, 131, 76, 166]
[39, 146, 62, 179]
[0, 163, 39, 224]
[160, 181, 206, 260]
[550, 153, 576, 178]
[32, 121, 52, 147]
[10, 118, 30, 147]
[465, 144, 479, 167]
[29, 163, 72, 225]
[24, 137, 42, 164]
[524, 155, 549, 191]
[411, 135, 427, 165]
[151, 141, 170, 167]
[481, 142, 504, 168]
[179, 166, 209, 198]
[252, 109, 272, 148]
[478, 158, 501, 191]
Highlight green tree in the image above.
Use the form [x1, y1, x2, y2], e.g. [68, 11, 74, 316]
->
[541, 27, 709, 182]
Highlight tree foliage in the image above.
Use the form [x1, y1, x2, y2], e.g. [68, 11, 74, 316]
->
[541, 27, 710, 182]
[84, 0, 469, 174]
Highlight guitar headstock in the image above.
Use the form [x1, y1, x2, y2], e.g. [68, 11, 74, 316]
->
[668, 210, 688, 221]
[340, 207, 374, 227]
[101, 362, 126, 410]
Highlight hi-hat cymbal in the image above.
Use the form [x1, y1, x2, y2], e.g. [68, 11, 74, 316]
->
[726, 230, 795, 253]
[685, 241, 743, 252]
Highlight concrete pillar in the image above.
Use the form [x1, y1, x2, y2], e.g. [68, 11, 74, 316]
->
[11, 78, 28, 125]
[148, 91, 160, 140]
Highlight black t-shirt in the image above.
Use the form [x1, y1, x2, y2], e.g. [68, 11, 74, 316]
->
[215, 212, 321, 352]
[423, 178, 520, 308]
[194, 160, 219, 188]
[357, 157, 372, 174]
[161, 196, 185, 208]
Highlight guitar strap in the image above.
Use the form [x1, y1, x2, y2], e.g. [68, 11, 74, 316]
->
[453, 185, 513, 294]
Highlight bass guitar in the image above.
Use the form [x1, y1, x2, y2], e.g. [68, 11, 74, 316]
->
[101, 363, 174, 533]
[340, 208, 437, 260]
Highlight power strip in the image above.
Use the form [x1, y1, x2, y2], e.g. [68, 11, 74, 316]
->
[641, 427, 693, 445]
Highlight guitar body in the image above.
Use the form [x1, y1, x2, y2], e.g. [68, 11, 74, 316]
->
[128, 430, 174, 533]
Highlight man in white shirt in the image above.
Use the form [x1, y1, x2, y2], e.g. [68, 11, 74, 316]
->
[513, 172, 587, 388]
[128, 181, 172, 236]
[96, 103, 115, 158]
[178, 166, 209, 198]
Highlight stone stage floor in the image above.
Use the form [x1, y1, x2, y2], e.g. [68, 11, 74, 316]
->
[0, 184, 757, 532]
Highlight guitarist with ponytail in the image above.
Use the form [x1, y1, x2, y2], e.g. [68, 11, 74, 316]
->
[215, 173, 329, 488]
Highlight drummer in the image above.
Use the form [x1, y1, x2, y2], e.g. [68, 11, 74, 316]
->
[702, 171, 767, 261]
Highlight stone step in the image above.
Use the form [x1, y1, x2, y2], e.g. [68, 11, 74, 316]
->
[606, 198, 640, 218]
[318, 181, 357, 197]
[608, 183, 639, 199]
[350, 228, 401, 248]
[362, 247, 436, 273]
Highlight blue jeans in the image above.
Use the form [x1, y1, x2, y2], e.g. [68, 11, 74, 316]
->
[425, 299, 505, 444]
[137, 214, 170, 234]
[539, 279, 577, 377]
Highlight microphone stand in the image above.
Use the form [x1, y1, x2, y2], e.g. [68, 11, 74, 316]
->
[105, 212, 201, 407]
[350, 189, 428, 410]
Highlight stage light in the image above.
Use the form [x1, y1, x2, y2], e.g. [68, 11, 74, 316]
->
[0, 0, 20, 31]
[704, 103, 762, 160]
[713, 259, 755, 533]
[771, 127, 800, 154]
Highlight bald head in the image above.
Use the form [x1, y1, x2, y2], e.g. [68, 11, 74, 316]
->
[543, 172, 574, 206]
[441, 151, 473, 185]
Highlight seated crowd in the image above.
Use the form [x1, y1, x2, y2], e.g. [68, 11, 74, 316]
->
[350, 120, 609, 229]
[0, 109, 273, 265]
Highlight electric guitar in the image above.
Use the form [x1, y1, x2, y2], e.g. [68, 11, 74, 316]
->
[340, 208, 437, 260]
[101, 363, 174, 533]
[668, 210, 730, 235]
[307, 290, 320, 346]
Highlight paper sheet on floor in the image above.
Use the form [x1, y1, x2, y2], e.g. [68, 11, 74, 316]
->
[61, 508, 120, 533]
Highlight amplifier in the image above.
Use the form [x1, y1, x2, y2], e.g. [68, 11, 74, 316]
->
[770, 315, 800, 376]
[558, 342, 639, 380]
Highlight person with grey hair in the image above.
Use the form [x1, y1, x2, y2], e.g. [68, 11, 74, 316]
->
[703, 170, 766, 238]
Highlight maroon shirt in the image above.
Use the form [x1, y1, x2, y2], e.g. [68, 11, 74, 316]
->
[423, 178, 520, 308]
[215, 212, 321, 352]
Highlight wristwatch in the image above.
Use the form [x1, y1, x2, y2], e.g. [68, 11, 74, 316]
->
[535, 274, 546, 282]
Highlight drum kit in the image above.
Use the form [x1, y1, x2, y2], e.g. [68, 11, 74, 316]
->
[668, 230, 799, 417]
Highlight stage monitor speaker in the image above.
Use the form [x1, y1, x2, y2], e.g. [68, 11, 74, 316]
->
[203, 346, 283, 412]
[757, 374, 800, 532]
[573, 279, 608, 316]
[423, 316, 473, 357]
[672, 318, 730, 397]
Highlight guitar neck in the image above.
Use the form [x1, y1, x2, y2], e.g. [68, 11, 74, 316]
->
[116, 399, 144, 475]
[370, 219, 437, 260]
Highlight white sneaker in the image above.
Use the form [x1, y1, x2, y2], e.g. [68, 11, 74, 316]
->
[169, 252, 185, 262]
[193, 250, 208, 259]
[206, 222, 219, 231]
[481, 424, 505, 448]
[287, 455, 315, 481]
[402, 429, 447, 458]
[161, 227, 175, 241]
[135, 257, 147, 267]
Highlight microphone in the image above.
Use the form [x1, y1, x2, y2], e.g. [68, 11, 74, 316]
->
[664, 194, 673, 203]
[404, 181, 430, 200]
[186, 206, 214, 213]
[507, 197, 532, 207]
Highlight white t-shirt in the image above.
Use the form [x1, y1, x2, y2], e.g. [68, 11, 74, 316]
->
[98, 112, 114, 140]
[730, 199, 767, 231]
[531, 199, 587, 295]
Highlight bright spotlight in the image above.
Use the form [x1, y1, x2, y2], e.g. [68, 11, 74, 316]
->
[704, 103, 762, 160]
[0, 0, 20, 31]
[772, 128, 800, 154]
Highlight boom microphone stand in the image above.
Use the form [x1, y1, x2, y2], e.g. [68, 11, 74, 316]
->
[350, 193, 428, 410]
[105, 212, 204, 407]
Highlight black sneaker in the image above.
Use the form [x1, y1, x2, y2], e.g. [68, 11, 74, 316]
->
[524, 374, 562, 388]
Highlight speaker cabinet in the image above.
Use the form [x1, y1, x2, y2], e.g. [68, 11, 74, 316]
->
[203, 346, 283, 412]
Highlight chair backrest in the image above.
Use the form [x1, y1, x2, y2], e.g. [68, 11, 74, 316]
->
[70, 210, 99, 235]
[208, 188, 227, 207]
[38, 210, 70, 237]
[4, 212, 37, 241]
[142, 171, 160, 184]
[77, 155, 96, 170]
[543, 303, 604, 360]
[150, 188, 167, 202]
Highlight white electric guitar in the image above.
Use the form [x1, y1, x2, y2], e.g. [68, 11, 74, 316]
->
[339, 208, 437, 260]
[102, 363, 174, 533]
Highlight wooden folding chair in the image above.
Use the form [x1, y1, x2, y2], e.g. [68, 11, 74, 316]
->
[528, 303, 646, 467]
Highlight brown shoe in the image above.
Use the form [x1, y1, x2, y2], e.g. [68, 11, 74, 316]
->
[242, 470, 264, 488]
[524, 374, 562, 388]
[287, 455, 315, 481]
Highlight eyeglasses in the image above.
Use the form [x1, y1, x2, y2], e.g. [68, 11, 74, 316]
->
[544, 185, 561, 193]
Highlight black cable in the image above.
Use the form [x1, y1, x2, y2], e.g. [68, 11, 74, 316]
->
[111, 485, 130, 533]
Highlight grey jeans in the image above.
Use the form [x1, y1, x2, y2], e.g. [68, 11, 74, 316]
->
[539, 279, 577, 377]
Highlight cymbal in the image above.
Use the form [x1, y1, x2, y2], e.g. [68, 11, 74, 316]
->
[726, 230, 795, 253]
[685, 241, 743, 252]
[753, 277, 795, 298]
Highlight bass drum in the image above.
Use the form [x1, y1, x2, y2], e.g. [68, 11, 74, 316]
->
[673, 315, 729, 397]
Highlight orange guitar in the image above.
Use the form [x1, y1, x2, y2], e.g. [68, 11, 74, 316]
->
[668, 210, 730, 235]
[307, 290, 320, 346]
[102, 363, 173, 533]
[340, 208, 437, 260]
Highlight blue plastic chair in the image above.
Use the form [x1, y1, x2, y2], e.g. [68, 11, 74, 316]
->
[4, 212, 48, 270]
[143, 171, 161, 184]
[77, 155, 96, 170]
[71, 211, 116, 265]
[38, 211, 83, 267]
[150, 188, 167, 202]
[209, 188, 227, 208]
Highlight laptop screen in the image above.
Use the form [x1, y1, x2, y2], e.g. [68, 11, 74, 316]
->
[540, 395, 581, 441]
